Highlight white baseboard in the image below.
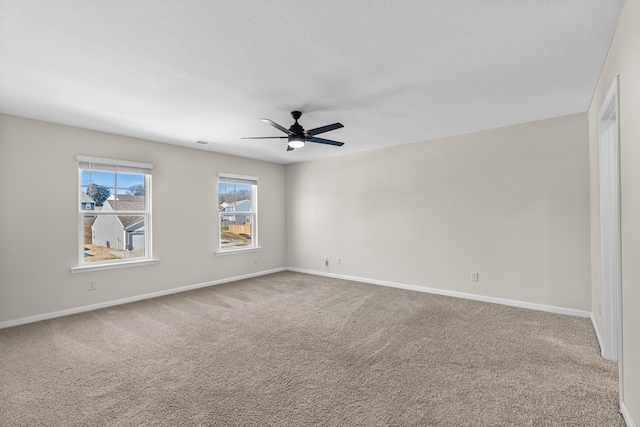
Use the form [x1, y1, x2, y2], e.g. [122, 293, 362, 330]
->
[287, 267, 592, 318]
[622, 402, 637, 427]
[0, 267, 286, 329]
[0, 266, 593, 327]
[590, 312, 605, 356]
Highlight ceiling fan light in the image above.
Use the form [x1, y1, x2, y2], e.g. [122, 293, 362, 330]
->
[288, 136, 305, 148]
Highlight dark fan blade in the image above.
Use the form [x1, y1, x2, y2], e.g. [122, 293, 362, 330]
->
[261, 118, 292, 135]
[307, 136, 344, 147]
[241, 136, 288, 139]
[287, 145, 294, 151]
[307, 122, 344, 136]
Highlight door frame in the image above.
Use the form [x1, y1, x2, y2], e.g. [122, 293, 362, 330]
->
[597, 74, 623, 401]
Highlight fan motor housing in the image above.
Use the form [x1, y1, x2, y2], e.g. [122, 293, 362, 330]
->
[289, 122, 305, 135]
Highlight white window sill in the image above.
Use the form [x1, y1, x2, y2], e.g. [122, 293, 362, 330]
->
[215, 247, 263, 256]
[70, 258, 160, 274]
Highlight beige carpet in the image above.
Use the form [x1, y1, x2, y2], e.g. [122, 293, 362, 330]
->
[0, 272, 624, 426]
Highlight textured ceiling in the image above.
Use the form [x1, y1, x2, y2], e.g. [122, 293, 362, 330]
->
[0, 0, 624, 164]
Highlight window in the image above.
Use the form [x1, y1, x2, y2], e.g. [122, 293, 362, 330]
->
[75, 155, 154, 269]
[218, 173, 258, 253]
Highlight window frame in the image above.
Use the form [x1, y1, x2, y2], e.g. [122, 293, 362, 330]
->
[71, 155, 158, 273]
[217, 172, 260, 255]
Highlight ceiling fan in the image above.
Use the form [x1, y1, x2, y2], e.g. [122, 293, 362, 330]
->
[242, 111, 344, 151]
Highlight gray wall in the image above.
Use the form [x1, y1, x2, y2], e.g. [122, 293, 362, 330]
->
[286, 113, 591, 311]
[588, 0, 640, 422]
[0, 114, 286, 322]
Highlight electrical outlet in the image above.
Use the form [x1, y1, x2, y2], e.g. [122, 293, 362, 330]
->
[336, 257, 341, 265]
[471, 272, 479, 282]
[323, 256, 329, 266]
[87, 280, 96, 291]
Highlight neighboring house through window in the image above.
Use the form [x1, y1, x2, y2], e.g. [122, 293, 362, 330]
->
[80, 192, 95, 211]
[218, 173, 258, 253]
[76, 155, 153, 267]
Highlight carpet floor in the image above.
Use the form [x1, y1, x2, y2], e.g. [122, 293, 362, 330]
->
[0, 271, 624, 426]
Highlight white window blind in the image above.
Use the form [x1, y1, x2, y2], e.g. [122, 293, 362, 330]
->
[218, 173, 257, 186]
[77, 155, 153, 175]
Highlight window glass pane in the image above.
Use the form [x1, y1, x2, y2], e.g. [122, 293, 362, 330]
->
[219, 182, 252, 212]
[220, 214, 252, 250]
[82, 172, 146, 209]
[85, 214, 146, 263]
[218, 182, 235, 207]
[81, 171, 92, 187]
[83, 170, 115, 187]
[108, 194, 146, 212]
[115, 173, 145, 193]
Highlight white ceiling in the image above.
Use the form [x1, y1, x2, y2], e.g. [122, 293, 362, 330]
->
[0, 1, 624, 164]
